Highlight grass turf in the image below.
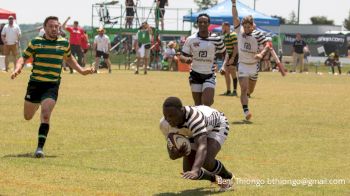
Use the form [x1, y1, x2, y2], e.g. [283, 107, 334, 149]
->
[0, 67, 349, 195]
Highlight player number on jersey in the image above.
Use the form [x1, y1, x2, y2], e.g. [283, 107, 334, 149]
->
[199, 51, 208, 57]
[244, 43, 251, 50]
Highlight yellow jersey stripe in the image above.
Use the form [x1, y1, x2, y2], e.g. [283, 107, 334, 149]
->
[24, 50, 32, 57]
[35, 62, 61, 69]
[36, 54, 64, 59]
[31, 45, 69, 50]
[32, 76, 58, 82]
[32, 69, 60, 77]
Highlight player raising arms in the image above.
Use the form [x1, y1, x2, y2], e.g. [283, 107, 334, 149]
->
[231, 0, 284, 120]
[11, 16, 94, 158]
[160, 97, 234, 191]
[180, 14, 226, 106]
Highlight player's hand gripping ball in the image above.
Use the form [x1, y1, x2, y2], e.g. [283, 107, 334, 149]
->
[167, 133, 191, 156]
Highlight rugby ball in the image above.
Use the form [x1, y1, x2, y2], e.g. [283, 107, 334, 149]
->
[167, 133, 191, 156]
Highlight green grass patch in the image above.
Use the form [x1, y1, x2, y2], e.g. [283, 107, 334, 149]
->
[0, 67, 349, 195]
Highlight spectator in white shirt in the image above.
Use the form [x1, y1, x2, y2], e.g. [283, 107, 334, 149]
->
[164, 41, 177, 71]
[93, 27, 112, 73]
[1, 16, 21, 71]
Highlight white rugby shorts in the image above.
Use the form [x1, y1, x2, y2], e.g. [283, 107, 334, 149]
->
[238, 62, 259, 80]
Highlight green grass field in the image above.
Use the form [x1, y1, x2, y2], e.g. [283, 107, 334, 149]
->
[0, 66, 349, 195]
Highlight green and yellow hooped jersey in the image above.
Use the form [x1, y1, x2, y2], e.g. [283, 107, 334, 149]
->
[223, 32, 238, 55]
[23, 36, 71, 83]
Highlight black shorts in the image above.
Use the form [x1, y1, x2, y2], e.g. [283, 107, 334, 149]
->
[189, 70, 215, 85]
[96, 50, 109, 59]
[24, 81, 60, 103]
[126, 8, 134, 17]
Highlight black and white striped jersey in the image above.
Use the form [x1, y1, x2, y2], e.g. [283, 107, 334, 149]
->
[234, 25, 267, 65]
[182, 32, 226, 74]
[181, 105, 227, 137]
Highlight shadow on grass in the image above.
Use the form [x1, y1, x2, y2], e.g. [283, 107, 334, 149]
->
[232, 120, 253, 125]
[2, 153, 58, 158]
[154, 187, 223, 196]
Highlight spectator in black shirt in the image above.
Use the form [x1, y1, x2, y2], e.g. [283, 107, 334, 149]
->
[292, 33, 307, 73]
[155, 0, 168, 30]
[125, 0, 135, 29]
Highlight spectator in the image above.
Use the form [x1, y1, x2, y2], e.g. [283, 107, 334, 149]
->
[164, 41, 177, 71]
[38, 27, 45, 37]
[93, 27, 112, 73]
[303, 45, 310, 71]
[134, 22, 152, 74]
[125, 0, 135, 29]
[111, 33, 121, 52]
[292, 33, 307, 73]
[150, 28, 161, 70]
[1, 16, 21, 72]
[63, 17, 84, 71]
[0, 23, 5, 55]
[81, 29, 90, 66]
[325, 51, 341, 75]
[155, 0, 168, 30]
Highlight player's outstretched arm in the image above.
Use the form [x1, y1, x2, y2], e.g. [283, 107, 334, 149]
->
[66, 55, 94, 75]
[11, 57, 26, 79]
[269, 47, 286, 76]
[182, 133, 207, 180]
[231, 0, 240, 28]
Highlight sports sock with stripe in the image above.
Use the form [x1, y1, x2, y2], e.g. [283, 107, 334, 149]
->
[38, 123, 49, 149]
[210, 160, 233, 179]
[243, 105, 249, 113]
[196, 168, 216, 182]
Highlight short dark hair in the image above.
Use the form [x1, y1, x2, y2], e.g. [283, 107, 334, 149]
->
[163, 97, 183, 110]
[197, 13, 210, 23]
[44, 16, 59, 27]
[74, 21, 79, 24]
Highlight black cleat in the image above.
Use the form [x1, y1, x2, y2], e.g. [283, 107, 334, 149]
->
[221, 91, 231, 96]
